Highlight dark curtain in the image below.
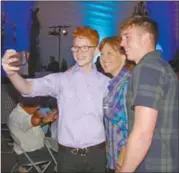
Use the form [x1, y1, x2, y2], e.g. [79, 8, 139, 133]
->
[28, 7, 40, 77]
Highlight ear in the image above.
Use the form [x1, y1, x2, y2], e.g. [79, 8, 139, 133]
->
[142, 33, 150, 45]
[94, 47, 100, 57]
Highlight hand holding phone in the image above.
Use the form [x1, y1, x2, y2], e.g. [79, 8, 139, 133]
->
[9, 51, 29, 67]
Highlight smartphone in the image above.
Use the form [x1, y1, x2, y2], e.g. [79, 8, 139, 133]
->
[10, 51, 29, 67]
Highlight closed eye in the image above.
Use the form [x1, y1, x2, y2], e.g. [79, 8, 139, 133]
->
[108, 52, 113, 55]
[126, 36, 131, 40]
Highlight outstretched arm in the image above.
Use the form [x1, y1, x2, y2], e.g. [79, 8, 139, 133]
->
[2, 49, 62, 98]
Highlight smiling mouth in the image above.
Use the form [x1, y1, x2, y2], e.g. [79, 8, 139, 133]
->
[103, 63, 111, 67]
[125, 48, 130, 53]
[77, 56, 87, 60]
[77, 58, 85, 61]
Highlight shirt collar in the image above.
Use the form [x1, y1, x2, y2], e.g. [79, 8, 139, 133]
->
[72, 63, 97, 74]
[17, 104, 31, 115]
[138, 50, 161, 64]
[108, 67, 130, 91]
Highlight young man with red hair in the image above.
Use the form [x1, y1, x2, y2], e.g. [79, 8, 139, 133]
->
[2, 26, 110, 172]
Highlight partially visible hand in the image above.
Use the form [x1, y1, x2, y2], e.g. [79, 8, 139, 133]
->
[43, 110, 58, 123]
[2, 49, 20, 77]
[115, 146, 126, 173]
[31, 115, 41, 126]
[115, 164, 121, 173]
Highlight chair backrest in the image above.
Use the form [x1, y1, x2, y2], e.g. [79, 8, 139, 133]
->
[44, 137, 58, 152]
[1, 84, 19, 124]
[10, 132, 54, 173]
[44, 137, 58, 166]
[10, 132, 21, 146]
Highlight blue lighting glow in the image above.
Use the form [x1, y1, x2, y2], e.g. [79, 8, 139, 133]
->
[78, 1, 122, 63]
[79, 1, 122, 41]
[78, 1, 177, 62]
[156, 44, 163, 52]
[146, 2, 177, 61]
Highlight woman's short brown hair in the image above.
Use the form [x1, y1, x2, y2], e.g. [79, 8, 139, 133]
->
[99, 36, 125, 55]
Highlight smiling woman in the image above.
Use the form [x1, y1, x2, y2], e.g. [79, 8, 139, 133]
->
[99, 36, 133, 172]
[99, 36, 134, 76]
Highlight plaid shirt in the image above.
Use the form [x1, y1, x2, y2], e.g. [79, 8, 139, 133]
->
[127, 51, 179, 172]
[104, 67, 131, 169]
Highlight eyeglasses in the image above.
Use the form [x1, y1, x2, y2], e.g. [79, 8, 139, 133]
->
[71, 45, 96, 52]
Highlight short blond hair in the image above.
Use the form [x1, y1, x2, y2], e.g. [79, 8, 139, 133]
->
[120, 15, 158, 45]
[73, 26, 99, 46]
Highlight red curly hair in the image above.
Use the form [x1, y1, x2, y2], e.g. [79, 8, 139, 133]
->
[73, 26, 99, 46]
